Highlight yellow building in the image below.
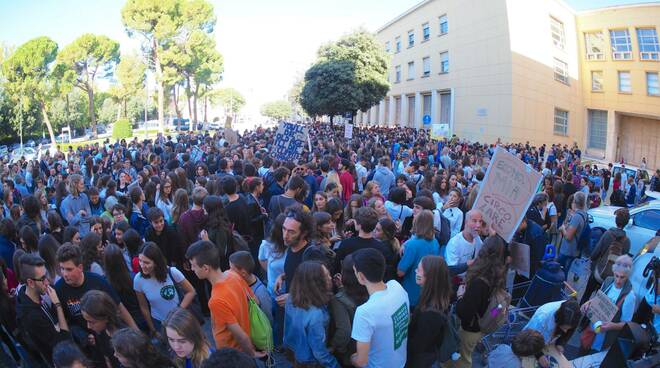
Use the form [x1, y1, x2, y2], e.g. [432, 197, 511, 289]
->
[358, 0, 660, 169]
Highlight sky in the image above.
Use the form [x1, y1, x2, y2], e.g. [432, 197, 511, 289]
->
[0, 0, 657, 118]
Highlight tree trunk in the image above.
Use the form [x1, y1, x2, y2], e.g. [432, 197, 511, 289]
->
[123, 98, 127, 119]
[172, 85, 183, 131]
[153, 38, 165, 133]
[192, 84, 199, 128]
[87, 85, 96, 137]
[40, 101, 57, 147]
[185, 76, 193, 127]
[203, 94, 208, 125]
[116, 101, 121, 121]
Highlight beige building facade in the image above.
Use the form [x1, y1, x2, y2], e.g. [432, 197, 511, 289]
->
[358, 0, 660, 169]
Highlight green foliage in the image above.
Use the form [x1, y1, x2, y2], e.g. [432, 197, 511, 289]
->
[260, 100, 292, 121]
[110, 53, 146, 118]
[210, 88, 245, 114]
[112, 118, 133, 139]
[55, 34, 120, 135]
[301, 29, 389, 118]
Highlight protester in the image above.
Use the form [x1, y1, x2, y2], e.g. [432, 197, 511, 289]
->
[445, 209, 484, 267]
[80, 290, 123, 367]
[523, 299, 581, 365]
[53, 340, 91, 368]
[111, 328, 176, 368]
[162, 307, 213, 368]
[487, 329, 546, 368]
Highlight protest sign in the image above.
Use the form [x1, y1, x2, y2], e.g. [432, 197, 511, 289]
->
[190, 146, 204, 162]
[272, 122, 309, 162]
[344, 123, 353, 139]
[565, 258, 591, 302]
[431, 123, 449, 140]
[510, 242, 531, 278]
[473, 146, 543, 242]
[224, 129, 239, 145]
[586, 290, 618, 324]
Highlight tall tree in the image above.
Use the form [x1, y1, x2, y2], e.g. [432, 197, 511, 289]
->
[210, 87, 245, 119]
[111, 53, 146, 120]
[55, 33, 120, 136]
[2, 37, 59, 146]
[300, 29, 389, 122]
[122, 0, 182, 133]
[260, 100, 292, 121]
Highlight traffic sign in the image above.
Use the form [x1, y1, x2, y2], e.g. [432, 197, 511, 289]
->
[423, 114, 431, 125]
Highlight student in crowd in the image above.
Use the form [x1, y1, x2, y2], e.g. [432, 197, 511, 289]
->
[312, 191, 328, 213]
[558, 191, 587, 272]
[397, 210, 440, 307]
[384, 187, 413, 226]
[200, 195, 234, 271]
[162, 308, 213, 368]
[103, 244, 144, 331]
[257, 213, 287, 345]
[15, 254, 70, 363]
[185, 240, 261, 356]
[54, 244, 138, 343]
[455, 236, 507, 368]
[111, 328, 176, 368]
[228, 251, 273, 324]
[329, 254, 368, 365]
[79, 232, 104, 276]
[53, 340, 91, 368]
[200, 348, 260, 368]
[351, 248, 410, 368]
[487, 329, 546, 368]
[269, 176, 309, 221]
[38, 233, 61, 283]
[445, 209, 485, 267]
[134, 242, 196, 338]
[373, 218, 402, 263]
[221, 177, 251, 239]
[406, 255, 451, 368]
[441, 188, 463, 238]
[283, 261, 340, 367]
[63, 226, 81, 247]
[80, 290, 123, 367]
[523, 299, 581, 364]
[178, 187, 208, 250]
[144, 207, 183, 267]
[59, 174, 91, 236]
[244, 176, 267, 263]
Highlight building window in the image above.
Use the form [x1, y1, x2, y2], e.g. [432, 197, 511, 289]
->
[553, 58, 569, 84]
[591, 71, 603, 91]
[408, 30, 415, 47]
[637, 28, 659, 60]
[554, 108, 568, 136]
[440, 51, 449, 73]
[422, 57, 431, 76]
[550, 17, 565, 49]
[385, 41, 391, 53]
[422, 23, 430, 41]
[407, 61, 415, 80]
[588, 109, 608, 150]
[395, 65, 401, 83]
[648, 72, 660, 96]
[395, 36, 401, 53]
[439, 14, 448, 35]
[618, 71, 631, 93]
[610, 29, 632, 60]
[585, 32, 606, 60]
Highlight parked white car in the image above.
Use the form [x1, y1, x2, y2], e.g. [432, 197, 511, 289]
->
[588, 200, 660, 256]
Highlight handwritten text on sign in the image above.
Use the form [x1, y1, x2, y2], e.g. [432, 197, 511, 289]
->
[587, 290, 618, 324]
[273, 122, 309, 162]
[473, 146, 542, 242]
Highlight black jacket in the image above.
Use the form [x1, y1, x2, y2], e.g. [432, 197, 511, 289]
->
[144, 224, 184, 266]
[15, 287, 70, 362]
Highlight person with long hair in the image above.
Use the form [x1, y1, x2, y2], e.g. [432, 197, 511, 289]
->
[81, 290, 124, 367]
[361, 181, 385, 205]
[156, 177, 175, 224]
[103, 244, 144, 330]
[397, 210, 441, 307]
[38, 233, 61, 283]
[523, 299, 581, 366]
[312, 191, 328, 213]
[454, 236, 507, 368]
[325, 197, 345, 239]
[407, 255, 452, 367]
[134, 243, 196, 337]
[111, 328, 176, 368]
[162, 308, 212, 368]
[441, 188, 463, 238]
[200, 195, 233, 271]
[128, 186, 150, 238]
[367, 196, 391, 221]
[257, 213, 287, 345]
[0, 219, 17, 267]
[80, 232, 104, 276]
[63, 226, 81, 246]
[244, 176, 267, 262]
[171, 188, 190, 226]
[60, 174, 92, 235]
[19, 225, 38, 253]
[313, 211, 336, 249]
[343, 194, 364, 229]
[283, 261, 340, 367]
[374, 217, 402, 257]
[329, 255, 368, 365]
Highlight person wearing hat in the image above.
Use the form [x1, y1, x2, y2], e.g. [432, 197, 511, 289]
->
[99, 196, 124, 225]
[395, 152, 411, 177]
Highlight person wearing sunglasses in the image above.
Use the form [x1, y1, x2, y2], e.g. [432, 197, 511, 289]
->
[15, 254, 70, 363]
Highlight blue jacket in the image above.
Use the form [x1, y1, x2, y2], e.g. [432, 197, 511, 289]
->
[0, 235, 16, 270]
[284, 300, 340, 368]
[60, 193, 92, 236]
[372, 166, 396, 198]
[130, 203, 151, 238]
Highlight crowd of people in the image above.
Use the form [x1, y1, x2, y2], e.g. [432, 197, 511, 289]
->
[0, 121, 658, 368]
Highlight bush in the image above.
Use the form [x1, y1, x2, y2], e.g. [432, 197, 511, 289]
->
[112, 119, 133, 139]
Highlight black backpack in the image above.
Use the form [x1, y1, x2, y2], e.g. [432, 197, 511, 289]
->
[433, 210, 451, 246]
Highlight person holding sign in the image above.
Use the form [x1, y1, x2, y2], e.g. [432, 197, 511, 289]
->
[579, 255, 636, 354]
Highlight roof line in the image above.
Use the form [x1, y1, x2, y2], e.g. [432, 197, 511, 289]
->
[578, 1, 660, 14]
[376, 0, 434, 33]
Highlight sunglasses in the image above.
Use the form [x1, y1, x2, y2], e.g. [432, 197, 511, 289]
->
[29, 275, 48, 283]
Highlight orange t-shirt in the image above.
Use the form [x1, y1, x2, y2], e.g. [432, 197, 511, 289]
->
[209, 271, 255, 350]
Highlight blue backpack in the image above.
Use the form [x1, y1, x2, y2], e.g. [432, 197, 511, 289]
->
[576, 212, 592, 256]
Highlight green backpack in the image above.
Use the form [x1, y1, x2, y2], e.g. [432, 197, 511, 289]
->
[248, 295, 273, 352]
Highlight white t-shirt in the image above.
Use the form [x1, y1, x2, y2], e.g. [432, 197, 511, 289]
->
[445, 232, 483, 266]
[442, 207, 464, 238]
[133, 266, 185, 322]
[351, 280, 410, 368]
[592, 283, 636, 351]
